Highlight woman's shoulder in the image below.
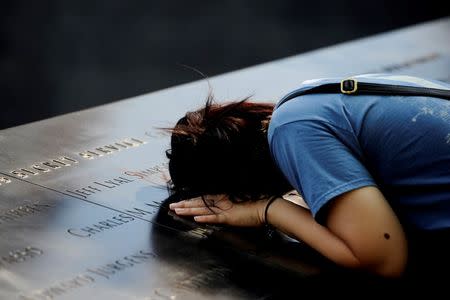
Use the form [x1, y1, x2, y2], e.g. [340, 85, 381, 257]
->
[269, 73, 450, 135]
[270, 75, 350, 128]
[269, 91, 346, 135]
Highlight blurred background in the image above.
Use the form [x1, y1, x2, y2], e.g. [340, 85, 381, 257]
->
[1, 0, 447, 129]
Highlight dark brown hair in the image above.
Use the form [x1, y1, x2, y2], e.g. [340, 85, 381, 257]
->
[165, 94, 292, 202]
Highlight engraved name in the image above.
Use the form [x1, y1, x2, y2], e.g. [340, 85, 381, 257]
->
[19, 274, 95, 300]
[67, 204, 161, 238]
[19, 249, 156, 300]
[120, 202, 163, 219]
[9, 156, 78, 179]
[0, 203, 54, 225]
[65, 176, 135, 199]
[78, 137, 146, 160]
[0, 246, 43, 269]
[67, 213, 136, 238]
[6, 137, 146, 182]
[85, 249, 156, 280]
[64, 162, 169, 200]
[124, 162, 169, 187]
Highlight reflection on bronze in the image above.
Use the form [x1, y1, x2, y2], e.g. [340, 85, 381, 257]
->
[185, 227, 213, 239]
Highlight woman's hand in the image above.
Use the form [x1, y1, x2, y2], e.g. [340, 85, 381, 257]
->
[169, 194, 267, 227]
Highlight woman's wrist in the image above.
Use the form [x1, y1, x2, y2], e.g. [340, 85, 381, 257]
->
[264, 196, 279, 225]
[255, 196, 279, 227]
[256, 196, 280, 226]
[255, 199, 268, 226]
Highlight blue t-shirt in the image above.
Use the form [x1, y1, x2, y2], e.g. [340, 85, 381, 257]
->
[268, 74, 450, 231]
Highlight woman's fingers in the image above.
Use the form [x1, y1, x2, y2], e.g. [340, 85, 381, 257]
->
[169, 197, 216, 210]
[169, 195, 229, 224]
[170, 199, 201, 209]
[169, 200, 187, 209]
[174, 206, 218, 216]
[194, 214, 225, 223]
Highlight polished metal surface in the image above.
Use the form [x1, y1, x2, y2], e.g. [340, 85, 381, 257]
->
[0, 178, 288, 300]
[1, 17, 450, 299]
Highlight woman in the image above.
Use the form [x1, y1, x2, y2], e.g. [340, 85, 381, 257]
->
[166, 74, 450, 279]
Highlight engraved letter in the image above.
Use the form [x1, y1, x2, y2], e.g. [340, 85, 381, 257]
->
[68, 229, 91, 238]
[11, 170, 28, 179]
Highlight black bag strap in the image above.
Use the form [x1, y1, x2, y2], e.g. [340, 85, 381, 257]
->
[276, 78, 450, 109]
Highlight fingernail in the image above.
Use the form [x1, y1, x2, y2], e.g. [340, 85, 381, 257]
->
[170, 203, 180, 209]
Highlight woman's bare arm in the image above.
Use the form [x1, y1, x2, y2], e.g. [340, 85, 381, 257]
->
[266, 186, 408, 277]
[170, 186, 408, 278]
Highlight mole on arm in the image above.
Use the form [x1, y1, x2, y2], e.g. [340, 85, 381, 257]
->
[384, 233, 390, 240]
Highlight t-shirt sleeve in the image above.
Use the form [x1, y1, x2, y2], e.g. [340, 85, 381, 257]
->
[270, 120, 376, 223]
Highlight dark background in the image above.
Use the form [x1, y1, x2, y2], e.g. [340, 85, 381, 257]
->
[1, 1, 447, 129]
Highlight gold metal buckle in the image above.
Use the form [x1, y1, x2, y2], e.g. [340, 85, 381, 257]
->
[341, 78, 358, 94]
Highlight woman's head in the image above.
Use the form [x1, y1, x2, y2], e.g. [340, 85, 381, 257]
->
[165, 94, 291, 201]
